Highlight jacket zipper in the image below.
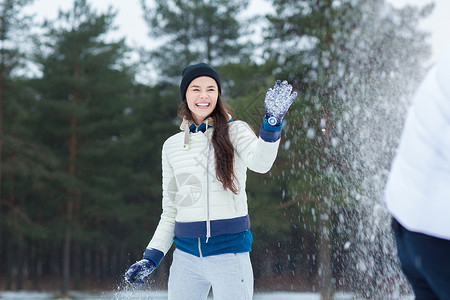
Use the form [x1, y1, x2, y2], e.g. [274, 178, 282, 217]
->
[206, 136, 211, 243]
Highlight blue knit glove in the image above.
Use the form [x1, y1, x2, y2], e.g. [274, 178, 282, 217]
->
[264, 80, 297, 126]
[125, 259, 156, 284]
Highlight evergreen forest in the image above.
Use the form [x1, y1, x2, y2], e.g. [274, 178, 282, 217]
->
[0, 0, 433, 298]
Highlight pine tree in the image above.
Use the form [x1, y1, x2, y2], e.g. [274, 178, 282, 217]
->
[141, 0, 252, 82]
[33, 0, 136, 292]
[0, 0, 37, 289]
[0, 0, 32, 198]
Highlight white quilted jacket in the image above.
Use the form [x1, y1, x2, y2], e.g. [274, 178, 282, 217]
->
[146, 120, 280, 256]
[384, 47, 450, 240]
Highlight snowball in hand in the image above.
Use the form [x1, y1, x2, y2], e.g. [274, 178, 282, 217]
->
[125, 259, 156, 284]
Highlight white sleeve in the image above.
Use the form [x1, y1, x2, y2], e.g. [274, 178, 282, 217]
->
[146, 142, 177, 256]
[232, 121, 280, 174]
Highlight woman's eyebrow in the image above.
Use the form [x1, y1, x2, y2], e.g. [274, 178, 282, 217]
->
[189, 85, 216, 89]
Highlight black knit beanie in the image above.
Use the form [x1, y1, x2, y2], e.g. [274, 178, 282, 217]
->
[180, 63, 221, 101]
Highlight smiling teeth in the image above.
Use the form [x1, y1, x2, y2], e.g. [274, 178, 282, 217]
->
[197, 103, 209, 107]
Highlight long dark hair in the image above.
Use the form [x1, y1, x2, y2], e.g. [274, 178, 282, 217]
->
[178, 95, 239, 194]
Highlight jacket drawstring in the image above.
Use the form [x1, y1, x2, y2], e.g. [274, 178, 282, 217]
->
[183, 127, 190, 149]
[183, 120, 190, 149]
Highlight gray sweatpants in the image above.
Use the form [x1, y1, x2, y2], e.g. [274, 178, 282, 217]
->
[168, 249, 254, 300]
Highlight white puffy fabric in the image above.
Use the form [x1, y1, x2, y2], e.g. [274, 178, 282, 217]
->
[384, 46, 450, 240]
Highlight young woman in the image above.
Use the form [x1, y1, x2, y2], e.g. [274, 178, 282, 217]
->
[125, 63, 297, 299]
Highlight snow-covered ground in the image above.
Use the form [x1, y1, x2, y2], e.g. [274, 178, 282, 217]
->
[0, 290, 414, 299]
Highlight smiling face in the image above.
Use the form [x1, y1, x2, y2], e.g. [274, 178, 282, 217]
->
[185, 76, 219, 125]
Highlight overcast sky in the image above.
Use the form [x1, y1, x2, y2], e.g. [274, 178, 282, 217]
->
[27, 0, 449, 64]
[389, 0, 450, 62]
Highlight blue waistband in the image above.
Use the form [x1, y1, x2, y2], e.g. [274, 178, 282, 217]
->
[175, 230, 253, 257]
[174, 215, 250, 238]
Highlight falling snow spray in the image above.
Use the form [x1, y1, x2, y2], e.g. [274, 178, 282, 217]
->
[307, 5, 430, 298]
[106, 277, 167, 300]
[277, 2, 432, 298]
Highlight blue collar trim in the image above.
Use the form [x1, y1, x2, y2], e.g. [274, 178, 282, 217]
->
[188, 118, 233, 133]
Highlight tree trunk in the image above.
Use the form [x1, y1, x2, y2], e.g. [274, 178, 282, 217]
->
[31, 243, 39, 290]
[16, 239, 23, 290]
[0, 71, 4, 270]
[95, 248, 101, 278]
[5, 235, 13, 290]
[62, 198, 73, 294]
[6, 162, 17, 290]
[15, 192, 25, 291]
[62, 54, 80, 292]
[73, 241, 82, 290]
[62, 108, 77, 293]
[0, 71, 3, 204]
[318, 205, 334, 300]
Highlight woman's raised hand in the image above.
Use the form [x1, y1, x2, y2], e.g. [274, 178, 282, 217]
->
[264, 80, 297, 126]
